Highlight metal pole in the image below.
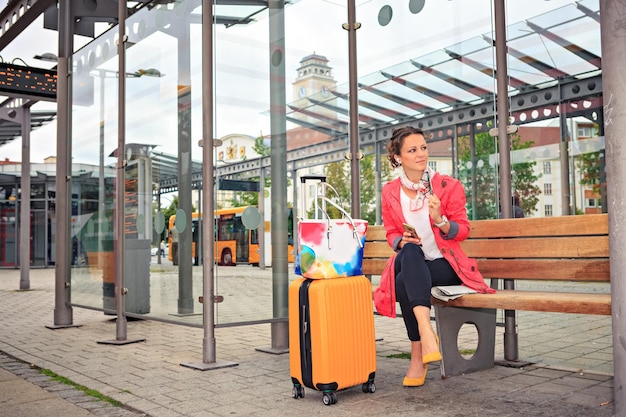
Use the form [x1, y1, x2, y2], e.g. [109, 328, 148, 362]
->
[346, 0, 360, 218]
[558, 100, 571, 215]
[115, 0, 128, 341]
[177, 31, 194, 314]
[600, 1, 625, 413]
[98, 72, 105, 267]
[180, 0, 236, 370]
[259, 167, 266, 269]
[375, 140, 381, 225]
[470, 124, 478, 220]
[266, 0, 289, 353]
[19, 106, 30, 290]
[202, 0, 216, 363]
[157, 193, 162, 264]
[52, 0, 74, 327]
[494, 0, 517, 362]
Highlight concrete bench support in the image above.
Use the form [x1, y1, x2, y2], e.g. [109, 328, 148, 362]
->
[434, 306, 496, 377]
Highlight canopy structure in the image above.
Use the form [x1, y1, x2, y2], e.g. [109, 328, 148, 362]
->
[286, 0, 600, 135]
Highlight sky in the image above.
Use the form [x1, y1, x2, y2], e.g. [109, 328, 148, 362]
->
[0, 0, 576, 163]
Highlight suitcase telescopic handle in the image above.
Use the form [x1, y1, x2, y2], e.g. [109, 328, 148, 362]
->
[300, 174, 327, 184]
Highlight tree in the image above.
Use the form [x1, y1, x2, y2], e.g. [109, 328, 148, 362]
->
[458, 130, 541, 219]
[577, 151, 601, 195]
[458, 134, 499, 220]
[321, 153, 393, 225]
[510, 135, 541, 217]
[252, 131, 271, 157]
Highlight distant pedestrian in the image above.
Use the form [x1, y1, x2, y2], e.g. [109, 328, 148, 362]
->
[160, 240, 166, 257]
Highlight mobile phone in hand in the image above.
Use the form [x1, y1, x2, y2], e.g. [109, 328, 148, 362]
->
[402, 223, 418, 239]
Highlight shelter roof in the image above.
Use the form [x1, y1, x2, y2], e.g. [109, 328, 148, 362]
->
[287, 0, 600, 133]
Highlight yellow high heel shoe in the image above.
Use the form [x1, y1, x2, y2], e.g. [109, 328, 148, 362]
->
[403, 365, 428, 387]
[422, 334, 442, 364]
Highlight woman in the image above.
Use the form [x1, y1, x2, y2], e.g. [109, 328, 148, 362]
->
[381, 126, 494, 387]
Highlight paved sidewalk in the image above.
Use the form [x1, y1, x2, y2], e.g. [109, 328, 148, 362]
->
[0, 268, 615, 417]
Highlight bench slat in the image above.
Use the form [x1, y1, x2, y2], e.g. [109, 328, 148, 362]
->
[434, 290, 611, 315]
[365, 226, 387, 241]
[476, 259, 610, 282]
[362, 259, 389, 276]
[363, 258, 611, 282]
[468, 214, 608, 238]
[363, 241, 394, 259]
[461, 236, 608, 258]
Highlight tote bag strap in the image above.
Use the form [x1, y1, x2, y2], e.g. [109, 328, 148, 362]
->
[314, 194, 364, 249]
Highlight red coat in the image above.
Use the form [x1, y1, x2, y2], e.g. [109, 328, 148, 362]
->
[381, 175, 495, 294]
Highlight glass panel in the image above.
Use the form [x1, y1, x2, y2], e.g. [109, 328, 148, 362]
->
[61, 0, 604, 328]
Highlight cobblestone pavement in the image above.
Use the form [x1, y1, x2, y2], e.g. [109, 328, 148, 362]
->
[0, 351, 148, 417]
[0, 267, 615, 417]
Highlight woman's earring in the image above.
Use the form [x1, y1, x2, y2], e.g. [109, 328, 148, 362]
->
[395, 158, 401, 165]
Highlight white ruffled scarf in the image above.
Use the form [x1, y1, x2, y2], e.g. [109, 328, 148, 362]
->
[399, 166, 435, 211]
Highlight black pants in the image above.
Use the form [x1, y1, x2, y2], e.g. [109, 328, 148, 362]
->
[394, 243, 461, 341]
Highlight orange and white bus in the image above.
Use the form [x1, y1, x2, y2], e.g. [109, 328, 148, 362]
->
[168, 207, 295, 266]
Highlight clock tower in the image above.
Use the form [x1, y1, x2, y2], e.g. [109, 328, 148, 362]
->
[292, 53, 337, 123]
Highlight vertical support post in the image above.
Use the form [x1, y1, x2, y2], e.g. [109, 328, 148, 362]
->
[52, 0, 74, 327]
[115, 0, 128, 341]
[346, 0, 360, 218]
[375, 140, 382, 225]
[559, 102, 571, 215]
[20, 106, 30, 290]
[201, 0, 217, 365]
[494, 0, 517, 362]
[196, 183, 201, 266]
[600, 2, 626, 413]
[266, 0, 289, 353]
[98, 0, 144, 346]
[259, 166, 266, 269]
[202, 0, 216, 363]
[98, 72, 105, 266]
[470, 124, 478, 220]
[177, 28, 194, 315]
[180, 0, 236, 370]
[157, 192, 162, 264]
[597, 112, 607, 214]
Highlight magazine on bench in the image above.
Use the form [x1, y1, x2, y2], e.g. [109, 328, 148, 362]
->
[431, 285, 477, 302]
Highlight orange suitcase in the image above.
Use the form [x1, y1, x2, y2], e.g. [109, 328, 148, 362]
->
[289, 275, 376, 405]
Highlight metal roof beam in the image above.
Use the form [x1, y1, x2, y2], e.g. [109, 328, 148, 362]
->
[576, 2, 600, 23]
[445, 49, 530, 91]
[308, 95, 386, 126]
[410, 59, 493, 99]
[358, 83, 437, 114]
[524, 21, 601, 68]
[380, 70, 465, 108]
[287, 105, 348, 129]
[357, 99, 411, 120]
[0, 0, 55, 51]
[285, 116, 338, 137]
[482, 34, 570, 79]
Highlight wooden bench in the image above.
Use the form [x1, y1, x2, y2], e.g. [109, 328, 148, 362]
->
[363, 213, 611, 377]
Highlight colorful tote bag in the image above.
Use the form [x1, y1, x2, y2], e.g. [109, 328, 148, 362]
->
[295, 188, 368, 279]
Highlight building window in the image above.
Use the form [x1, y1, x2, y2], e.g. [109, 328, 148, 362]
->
[544, 204, 553, 217]
[587, 198, 597, 208]
[543, 161, 551, 175]
[428, 161, 437, 171]
[544, 183, 552, 195]
[577, 126, 592, 138]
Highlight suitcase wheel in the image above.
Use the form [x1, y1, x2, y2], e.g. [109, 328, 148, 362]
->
[292, 385, 305, 399]
[322, 391, 338, 406]
[362, 380, 376, 393]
